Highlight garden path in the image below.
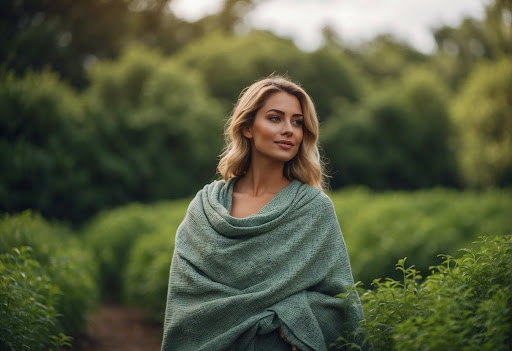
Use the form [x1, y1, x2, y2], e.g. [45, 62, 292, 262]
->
[74, 303, 162, 351]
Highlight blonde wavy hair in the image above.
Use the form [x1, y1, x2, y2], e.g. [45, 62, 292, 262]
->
[217, 76, 327, 190]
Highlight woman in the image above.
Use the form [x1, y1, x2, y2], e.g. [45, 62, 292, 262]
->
[161, 76, 366, 351]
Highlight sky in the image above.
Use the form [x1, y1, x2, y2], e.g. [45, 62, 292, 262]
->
[169, 0, 487, 53]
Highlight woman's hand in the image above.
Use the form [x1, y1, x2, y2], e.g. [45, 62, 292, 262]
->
[279, 328, 298, 351]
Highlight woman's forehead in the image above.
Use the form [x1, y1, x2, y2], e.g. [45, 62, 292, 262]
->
[261, 91, 302, 112]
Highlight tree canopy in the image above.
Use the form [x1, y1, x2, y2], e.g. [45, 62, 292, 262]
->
[1, 0, 510, 223]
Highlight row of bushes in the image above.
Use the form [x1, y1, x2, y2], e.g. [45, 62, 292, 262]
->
[1, 188, 508, 349]
[0, 212, 99, 351]
[83, 199, 189, 305]
[83, 187, 510, 324]
[331, 187, 510, 285]
[335, 235, 511, 350]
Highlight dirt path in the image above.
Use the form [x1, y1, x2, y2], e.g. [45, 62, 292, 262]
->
[74, 303, 163, 351]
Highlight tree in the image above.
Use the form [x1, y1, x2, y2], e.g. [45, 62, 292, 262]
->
[84, 44, 226, 207]
[322, 67, 457, 189]
[0, 0, 134, 88]
[0, 0, 265, 89]
[0, 0, 204, 88]
[176, 30, 363, 120]
[0, 45, 227, 224]
[299, 47, 363, 120]
[398, 67, 458, 187]
[343, 34, 428, 87]
[0, 71, 90, 221]
[431, 0, 511, 89]
[450, 58, 511, 188]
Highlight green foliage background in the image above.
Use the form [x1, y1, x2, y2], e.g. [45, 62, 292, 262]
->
[1, 0, 510, 349]
[82, 188, 510, 323]
[1, 188, 509, 350]
[1, 0, 510, 224]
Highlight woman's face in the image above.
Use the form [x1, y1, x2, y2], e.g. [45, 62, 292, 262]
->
[244, 91, 304, 164]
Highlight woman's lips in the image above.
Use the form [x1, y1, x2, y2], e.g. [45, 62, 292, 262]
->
[275, 141, 294, 149]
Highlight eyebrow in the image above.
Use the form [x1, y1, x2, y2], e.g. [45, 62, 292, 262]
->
[265, 109, 304, 118]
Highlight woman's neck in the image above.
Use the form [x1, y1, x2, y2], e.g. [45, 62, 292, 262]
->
[236, 161, 290, 197]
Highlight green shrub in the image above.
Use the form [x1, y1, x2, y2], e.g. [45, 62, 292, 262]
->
[83, 203, 158, 299]
[450, 58, 511, 188]
[335, 235, 511, 350]
[331, 187, 510, 285]
[123, 228, 176, 321]
[393, 235, 511, 350]
[84, 187, 509, 326]
[0, 247, 66, 351]
[0, 71, 92, 223]
[84, 45, 225, 207]
[1, 50, 225, 225]
[0, 212, 99, 337]
[83, 199, 188, 299]
[321, 68, 457, 189]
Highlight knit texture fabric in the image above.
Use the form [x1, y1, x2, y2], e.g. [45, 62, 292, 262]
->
[161, 178, 365, 351]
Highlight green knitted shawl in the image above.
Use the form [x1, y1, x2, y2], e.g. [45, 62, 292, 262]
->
[161, 178, 365, 351]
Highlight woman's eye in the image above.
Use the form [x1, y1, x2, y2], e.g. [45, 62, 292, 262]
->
[269, 116, 280, 121]
[293, 119, 304, 126]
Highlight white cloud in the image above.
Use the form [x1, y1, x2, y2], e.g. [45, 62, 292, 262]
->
[169, 0, 224, 22]
[169, 0, 487, 53]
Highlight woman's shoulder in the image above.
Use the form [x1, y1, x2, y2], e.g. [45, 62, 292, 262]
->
[187, 178, 231, 208]
[292, 180, 336, 214]
[295, 180, 330, 201]
[314, 190, 336, 213]
[195, 178, 229, 195]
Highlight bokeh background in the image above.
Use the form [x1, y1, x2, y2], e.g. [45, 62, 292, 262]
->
[1, 1, 511, 350]
[1, 0, 510, 224]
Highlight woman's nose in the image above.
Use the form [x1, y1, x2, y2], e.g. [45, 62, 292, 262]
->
[282, 120, 293, 136]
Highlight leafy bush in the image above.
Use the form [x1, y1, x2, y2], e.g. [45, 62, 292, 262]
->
[335, 235, 511, 350]
[0, 211, 99, 341]
[0, 247, 71, 351]
[83, 199, 188, 299]
[85, 187, 509, 323]
[1, 48, 225, 225]
[331, 187, 510, 285]
[123, 228, 176, 321]
[84, 45, 225, 205]
[0, 71, 91, 223]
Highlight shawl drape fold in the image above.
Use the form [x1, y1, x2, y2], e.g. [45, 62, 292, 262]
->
[161, 178, 365, 351]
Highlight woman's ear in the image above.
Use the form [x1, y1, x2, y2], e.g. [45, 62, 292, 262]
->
[243, 126, 253, 139]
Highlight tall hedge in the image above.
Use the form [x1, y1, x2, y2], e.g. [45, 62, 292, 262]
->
[0, 71, 90, 223]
